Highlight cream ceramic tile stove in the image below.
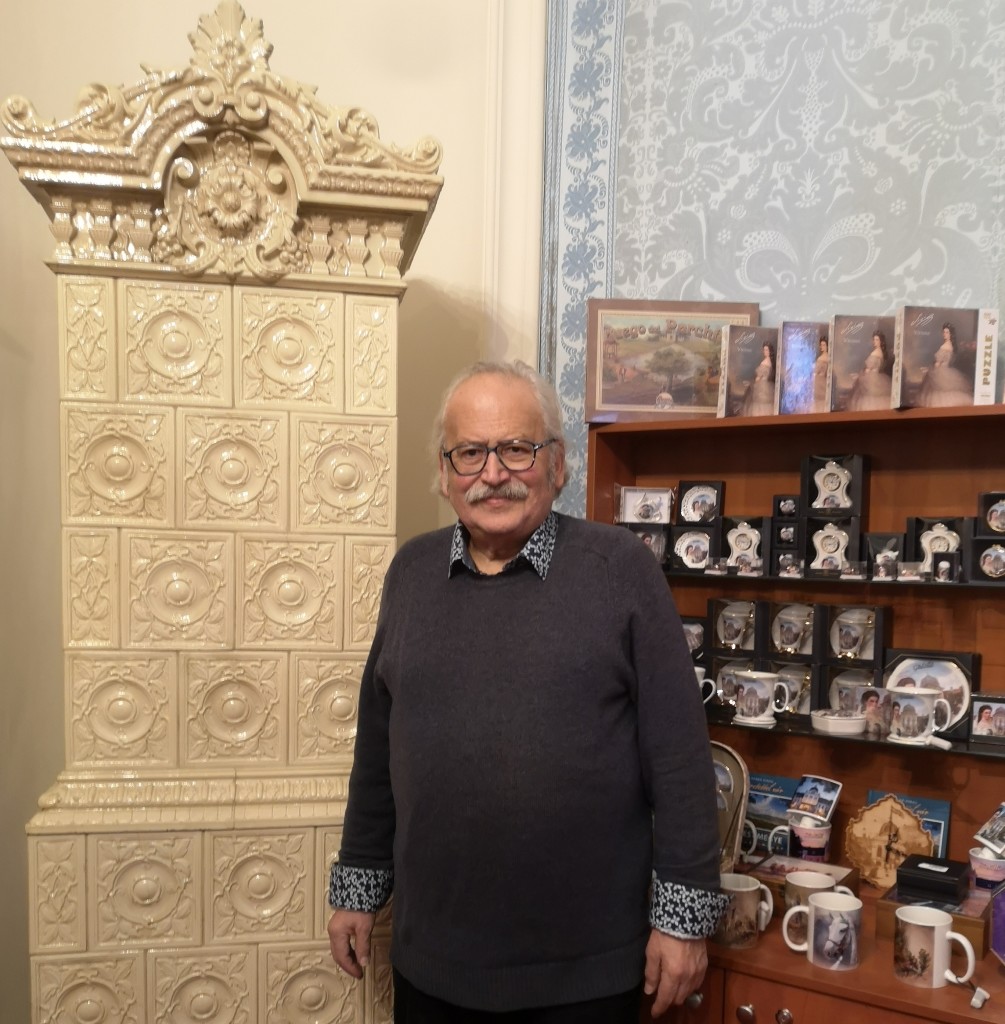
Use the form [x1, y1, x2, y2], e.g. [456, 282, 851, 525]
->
[1, 5, 442, 1021]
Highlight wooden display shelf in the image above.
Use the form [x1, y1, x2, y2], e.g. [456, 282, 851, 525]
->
[707, 889, 1004, 1024]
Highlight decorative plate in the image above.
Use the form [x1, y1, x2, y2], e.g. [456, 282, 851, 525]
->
[884, 655, 971, 730]
[829, 607, 876, 660]
[674, 530, 710, 569]
[986, 500, 1005, 534]
[978, 544, 1005, 579]
[680, 484, 719, 522]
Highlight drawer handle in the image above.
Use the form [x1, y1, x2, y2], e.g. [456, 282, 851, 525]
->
[776, 1012, 793, 1024]
[684, 993, 703, 1009]
[736, 1005, 755, 1023]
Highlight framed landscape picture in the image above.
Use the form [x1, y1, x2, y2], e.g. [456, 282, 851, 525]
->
[585, 299, 760, 422]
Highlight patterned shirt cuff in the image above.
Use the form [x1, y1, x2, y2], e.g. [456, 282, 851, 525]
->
[649, 878, 730, 938]
[328, 862, 393, 912]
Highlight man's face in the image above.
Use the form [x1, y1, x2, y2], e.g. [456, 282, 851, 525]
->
[438, 374, 565, 550]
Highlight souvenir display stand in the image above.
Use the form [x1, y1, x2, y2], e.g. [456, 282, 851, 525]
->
[1, 4, 441, 1021]
[586, 407, 1005, 1023]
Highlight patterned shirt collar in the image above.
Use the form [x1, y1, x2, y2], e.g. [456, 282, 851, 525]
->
[448, 510, 558, 580]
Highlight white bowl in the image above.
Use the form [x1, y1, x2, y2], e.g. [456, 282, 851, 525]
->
[810, 708, 867, 735]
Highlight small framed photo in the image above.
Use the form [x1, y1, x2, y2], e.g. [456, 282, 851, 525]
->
[618, 485, 674, 524]
[585, 298, 760, 422]
[625, 524, 667, 564]
[676, 480, 724, 524]
[975, 801, 1005, 856]
[670, 524, 719, 572]
[970, 696, 1005, 747]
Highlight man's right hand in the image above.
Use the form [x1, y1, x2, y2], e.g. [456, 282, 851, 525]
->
[327, 909, 376, 978]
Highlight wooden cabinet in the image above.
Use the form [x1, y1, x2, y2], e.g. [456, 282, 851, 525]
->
[723, 972, 931, 1023]
[588, 406, 1005, 865]
[596, 407, 1005, 1023]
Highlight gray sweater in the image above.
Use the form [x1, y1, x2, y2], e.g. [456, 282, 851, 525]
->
[334, 513, 724, 1011]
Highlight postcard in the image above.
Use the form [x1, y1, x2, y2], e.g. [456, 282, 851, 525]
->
[744, 772, 800, 857]
[788, 773, 842, 823]
[975, 801, 1005, 855]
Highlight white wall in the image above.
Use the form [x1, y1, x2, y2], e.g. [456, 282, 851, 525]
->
[0, 2, 544, 1017]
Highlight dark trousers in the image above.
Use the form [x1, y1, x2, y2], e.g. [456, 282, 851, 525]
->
[392, 969, 642, 1024]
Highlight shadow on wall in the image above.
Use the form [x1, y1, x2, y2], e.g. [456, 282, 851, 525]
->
[397, 278, 487, 543]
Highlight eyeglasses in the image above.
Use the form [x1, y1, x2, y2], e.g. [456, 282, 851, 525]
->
[441, 438, 557, 476]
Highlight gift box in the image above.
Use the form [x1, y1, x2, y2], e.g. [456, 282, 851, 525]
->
[804, 517, 861, 577]
[800, 454, 867, 517]
[876, 884, 992, 958]
[896, 854, 970, 903]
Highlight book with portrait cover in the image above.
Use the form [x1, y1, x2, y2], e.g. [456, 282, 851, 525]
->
[829, 314, 896, 413]
[867, 789, 951, 858]
[892, 306, 980, 409]
[717, 325, 779, 418]
[778, 321, 828, 415]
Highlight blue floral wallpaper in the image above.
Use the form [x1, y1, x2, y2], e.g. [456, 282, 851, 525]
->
[541, 0, 1005, 515]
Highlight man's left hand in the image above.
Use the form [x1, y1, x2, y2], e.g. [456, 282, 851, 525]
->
[643, 930, 707, 1018]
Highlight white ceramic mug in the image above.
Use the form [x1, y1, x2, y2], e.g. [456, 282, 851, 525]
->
[719, 606, 753, 649]
[893, 906, 975, 988]
[740, 819, 790, 857]
[732, 670, 793, 720]
[774, 607, 813, 654]
[782, 890, 862, 970]
[783, 871, 854, 944]
[789, 821, 832, 862]
[713, 872, 773, 949]
[695, 666, 716, 704]
[887, 687, 952, 742]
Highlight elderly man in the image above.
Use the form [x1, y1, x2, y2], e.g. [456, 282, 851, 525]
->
[328, 361, 725, 1022]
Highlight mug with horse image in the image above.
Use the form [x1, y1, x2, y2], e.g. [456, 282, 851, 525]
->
[782, 890, 862, 970]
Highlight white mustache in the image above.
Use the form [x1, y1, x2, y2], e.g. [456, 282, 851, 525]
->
[464, 480, 529, 504]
